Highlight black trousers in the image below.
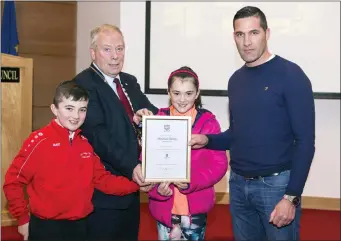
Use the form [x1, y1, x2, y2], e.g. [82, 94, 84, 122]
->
[29, 214, 87, 241]
[87, 199, 140, 241]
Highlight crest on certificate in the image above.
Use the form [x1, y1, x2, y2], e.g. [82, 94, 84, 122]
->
[164, 124, 170, 132]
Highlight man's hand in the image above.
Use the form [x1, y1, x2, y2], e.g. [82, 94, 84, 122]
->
[132, 164, 149, 187]
[140, 183, 156, 192]
[157, 182, 173, 196]
[18, 222, 29, 240]
[174, 182, 189, 190]
[269, 199, 296, 228]
[189, 134, 209, 149]
[133, 108, 154, 125]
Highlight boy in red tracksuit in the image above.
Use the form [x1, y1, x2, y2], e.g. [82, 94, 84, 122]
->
[3, 80, 139, 241]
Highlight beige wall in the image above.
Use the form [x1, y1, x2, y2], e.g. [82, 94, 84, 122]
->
[76, 2, 120, 73]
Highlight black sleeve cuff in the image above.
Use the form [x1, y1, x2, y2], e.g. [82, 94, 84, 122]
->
[206, 134, 213, 148]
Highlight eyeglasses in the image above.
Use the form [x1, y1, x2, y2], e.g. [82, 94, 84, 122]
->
[99, 45, 125, 54]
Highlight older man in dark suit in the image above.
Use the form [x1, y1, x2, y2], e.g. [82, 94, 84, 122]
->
[73, 24, 158, 241]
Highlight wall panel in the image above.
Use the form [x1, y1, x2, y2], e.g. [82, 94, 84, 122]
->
[3, 1, 77, 130]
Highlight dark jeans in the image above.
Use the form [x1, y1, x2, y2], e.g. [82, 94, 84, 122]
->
[29, 214, 87, 241]
[229, 170, 301, 241]
[87, 198, 140, 241]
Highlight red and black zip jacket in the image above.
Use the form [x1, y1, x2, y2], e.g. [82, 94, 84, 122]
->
[3, 119, 139, 225]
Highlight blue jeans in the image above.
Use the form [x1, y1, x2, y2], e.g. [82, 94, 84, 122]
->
[229, 170, 301, 241]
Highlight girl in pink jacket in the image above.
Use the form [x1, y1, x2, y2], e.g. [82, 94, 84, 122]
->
[145, 66, 228, 240]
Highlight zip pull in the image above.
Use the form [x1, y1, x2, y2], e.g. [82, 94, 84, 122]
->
[69, 131, 75, 145]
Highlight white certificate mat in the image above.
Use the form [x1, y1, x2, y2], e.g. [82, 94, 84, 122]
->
[141, 115, 191, 182]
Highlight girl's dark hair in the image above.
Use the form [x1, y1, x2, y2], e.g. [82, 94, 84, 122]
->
[167, 66, 202, 108]
[53, 80, 89, 107]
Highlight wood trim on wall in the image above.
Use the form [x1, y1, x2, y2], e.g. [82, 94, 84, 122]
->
[140, 192, 340, 211]
[11, 1, 77, 131]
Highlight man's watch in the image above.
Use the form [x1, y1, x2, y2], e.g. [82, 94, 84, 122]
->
[283, 194, 300, 207]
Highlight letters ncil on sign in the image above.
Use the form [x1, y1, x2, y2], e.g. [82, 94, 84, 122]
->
[1, 67, 20, 83]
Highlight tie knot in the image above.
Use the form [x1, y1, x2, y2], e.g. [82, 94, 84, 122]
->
[114, 78, 120, 84]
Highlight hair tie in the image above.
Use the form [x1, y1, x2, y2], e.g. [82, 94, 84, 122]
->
[167, 69, 199, 87]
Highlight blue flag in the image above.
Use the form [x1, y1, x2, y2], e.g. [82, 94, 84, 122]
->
[1, 1, 19, 55]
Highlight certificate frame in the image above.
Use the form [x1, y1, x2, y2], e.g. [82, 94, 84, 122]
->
[141, 115, 191, 183]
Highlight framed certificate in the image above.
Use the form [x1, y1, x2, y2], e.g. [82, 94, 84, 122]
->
[141, 115, 191, 183]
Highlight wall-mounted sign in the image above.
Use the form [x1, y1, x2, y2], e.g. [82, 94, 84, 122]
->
[1, 67, 20, 83]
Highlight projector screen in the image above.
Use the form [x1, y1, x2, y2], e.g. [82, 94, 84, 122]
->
[145, 2, 340, 99]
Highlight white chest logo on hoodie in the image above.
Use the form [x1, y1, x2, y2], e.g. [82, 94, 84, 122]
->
[80, 152, 91, 158]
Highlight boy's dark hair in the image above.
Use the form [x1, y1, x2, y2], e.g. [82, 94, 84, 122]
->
[53, 80, 89, 107]
[233, 6, 268, 32]
[167, 66, 202, 109]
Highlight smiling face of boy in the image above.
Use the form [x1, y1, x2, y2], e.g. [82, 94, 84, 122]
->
[51, 97, 88, 132]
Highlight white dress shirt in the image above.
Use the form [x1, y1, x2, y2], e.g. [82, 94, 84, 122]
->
[92, 62, 121, 98]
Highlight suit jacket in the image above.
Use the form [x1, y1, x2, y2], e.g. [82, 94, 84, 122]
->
[73, 63, 158, 209]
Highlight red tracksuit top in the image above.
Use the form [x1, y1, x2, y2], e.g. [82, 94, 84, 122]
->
[3, 119, 139, 225]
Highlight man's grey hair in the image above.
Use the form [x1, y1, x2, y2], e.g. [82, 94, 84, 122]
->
[90, 24, 124, 49]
